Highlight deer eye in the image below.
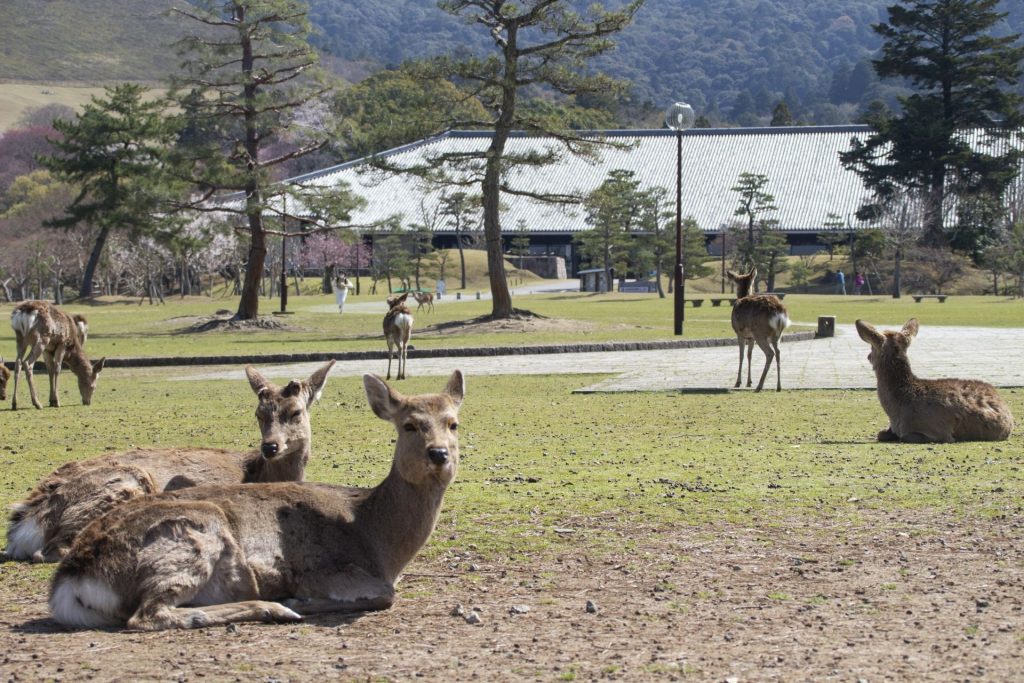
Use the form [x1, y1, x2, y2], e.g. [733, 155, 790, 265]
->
[449, 422, 458, 431]
[403, 423, 417, 433]
[290, 411, 302, 421]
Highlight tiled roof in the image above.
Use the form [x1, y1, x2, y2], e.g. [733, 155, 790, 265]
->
[278, 125, 1003, 234]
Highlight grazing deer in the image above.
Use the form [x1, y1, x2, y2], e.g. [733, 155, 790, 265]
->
[9, 301, 105, 410]
[413, 291, 435, 314]
[49, 370, 465, 631]
[855, 319, 1014, 442]
[383, 292, 413, 380]
[5, 361, 333, 563]
[726, 268, 790, 392]
[0, 356, 10, 402]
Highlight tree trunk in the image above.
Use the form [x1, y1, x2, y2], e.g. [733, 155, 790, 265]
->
[892, 247, 902, 298]
[80, 224, 112, 298]
[457, 231, 467, 289]
[234, 16, 264, 320]
[655, 258, 665, 298]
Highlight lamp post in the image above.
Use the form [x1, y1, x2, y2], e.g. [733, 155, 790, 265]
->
[665, 102, 695, 336]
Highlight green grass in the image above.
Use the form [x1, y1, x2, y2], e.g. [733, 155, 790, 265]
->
[2, 372, 1022, 560]
[1, 290, 1019, 361]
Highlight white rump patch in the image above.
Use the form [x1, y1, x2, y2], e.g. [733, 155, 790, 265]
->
[10, 310, 37, 338]
[50, 576, 122, 629]
[395, 313, 413, 332]
[770, 312, 790, 333]
[5, 511, 44, 560]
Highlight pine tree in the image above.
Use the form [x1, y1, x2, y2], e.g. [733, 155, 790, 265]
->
[39, 84, 178, 297]
[840, 0, 1024, 250]
[169, 0, 356, 320]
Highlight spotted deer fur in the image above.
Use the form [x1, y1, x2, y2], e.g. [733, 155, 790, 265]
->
[9, 301, 105, 409]
[855, 319, 1014, 442]
[49, 370, 464, 631]
[4, 361, 333, 563]
[726, 268, 790, 392]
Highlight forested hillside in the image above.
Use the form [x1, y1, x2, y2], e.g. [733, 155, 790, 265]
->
[2, 0, 1022, 124]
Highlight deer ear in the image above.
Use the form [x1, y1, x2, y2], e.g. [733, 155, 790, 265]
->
[748, 267, 757, 280]
[92, 358, 106, 374]
[901, 318, 919, 343]
[364, 374, 403, 420]
[726, 271, 739, 281]
[443, 370, 465, 407]
[855, 320, 883, 347]
[303, 360, 335, 406]
[246, 365, 272, 397]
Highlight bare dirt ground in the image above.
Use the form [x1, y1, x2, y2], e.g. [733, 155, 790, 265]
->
[1, 510, 1020, 682]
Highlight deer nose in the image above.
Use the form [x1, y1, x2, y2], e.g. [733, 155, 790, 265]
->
[427, 448, 448, 465]
[261, 442, 280, 458]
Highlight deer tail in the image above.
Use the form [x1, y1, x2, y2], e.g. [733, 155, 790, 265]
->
[769, 311, 790, 334]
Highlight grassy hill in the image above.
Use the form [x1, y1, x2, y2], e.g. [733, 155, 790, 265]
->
[0, 0, 179, 83]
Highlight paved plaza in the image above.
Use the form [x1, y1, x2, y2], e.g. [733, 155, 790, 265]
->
[182, 322, 1024, 393]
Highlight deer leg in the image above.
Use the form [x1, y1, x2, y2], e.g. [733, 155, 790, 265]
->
[753, 337, 774, 393]
[386, 340, 394, 380]
[11, 337, 24, 410]
[877, 427, 899, 442]
[745, 340, 754, 387]
[734, 338, 744, 388]
[772, 338, 782, 392]
[48, 345, 66, 408]
[284, 568, 395, 616]
[22, 342, 46, 410]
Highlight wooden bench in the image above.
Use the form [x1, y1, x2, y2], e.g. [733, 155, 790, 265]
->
[912, 294, 948, 303]
[688, 299, 704, 308]
[710, 298, 736, 307]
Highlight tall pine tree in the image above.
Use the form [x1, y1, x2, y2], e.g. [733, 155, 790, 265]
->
[840, 0, 1024, 250]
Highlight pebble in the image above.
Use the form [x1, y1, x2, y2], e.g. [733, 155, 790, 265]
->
[585, 600, 598, 614]
[465, 612, 483, 625]
[509, 605, 530, 615]
[450, 604, 465, 617]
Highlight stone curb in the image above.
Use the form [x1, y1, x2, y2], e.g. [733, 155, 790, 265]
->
[3, 331, 820, 370]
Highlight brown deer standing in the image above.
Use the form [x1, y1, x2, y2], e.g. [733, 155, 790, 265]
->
[5, 361, 333, 563]
[49, 370, 464, 631]
[413, 291, 435, 313]
[856, 319, 1014, 442]
[0, 356, 10, 402]
[9, 301, 105, 409]
[383, 292, 413, 380]
[726, 268, 790, 392]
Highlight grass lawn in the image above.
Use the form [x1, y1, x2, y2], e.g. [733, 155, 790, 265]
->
[0, 290, 1020, 360]
[1, 371, 1021, 560]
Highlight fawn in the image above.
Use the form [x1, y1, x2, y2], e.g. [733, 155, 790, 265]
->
[384, 292, 413, 380]
[726, 268, 790, 392]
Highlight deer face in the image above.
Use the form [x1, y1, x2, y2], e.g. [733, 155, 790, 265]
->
[365, 371, 464, 487]
[77, 358, 105, 405]
[246, 361, 333, 460]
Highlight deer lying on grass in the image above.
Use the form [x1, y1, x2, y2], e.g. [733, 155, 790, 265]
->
[856, 319, 1014, 442]
[726, 268, 790, 392]
[413, 291, 435, 314]
[4, 361, 333, 563]
[0, 356, 10, 402]
[50, 369, 465, 631]
[9, 301, 105, 409]
[384, 292, 413, 380]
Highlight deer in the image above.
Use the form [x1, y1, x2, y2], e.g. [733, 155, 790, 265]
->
[4, 361, 334, 563]
[726, 268, 790, 392]
[383, 292, 413, 380]
[49, 369, 465, 631]
[413, 291, 435, 314]
[0, 356, 10, 402]
[9, 301, 105, 410]
[855, 319, 1014, 442]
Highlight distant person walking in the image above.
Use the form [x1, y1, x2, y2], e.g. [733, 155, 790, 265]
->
[854, 271, 865, 295]
[836, 270, 846, 295]
[335, 274, 354, 314]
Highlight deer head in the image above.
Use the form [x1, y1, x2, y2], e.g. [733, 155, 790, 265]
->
[77, 358, 106, 405]
[855, 318, 918, 372]
[386, 292, 410, 309]
[364, 370, 464, 487]
[726, 268, 757, 298]
[246, 361, 334, 460]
